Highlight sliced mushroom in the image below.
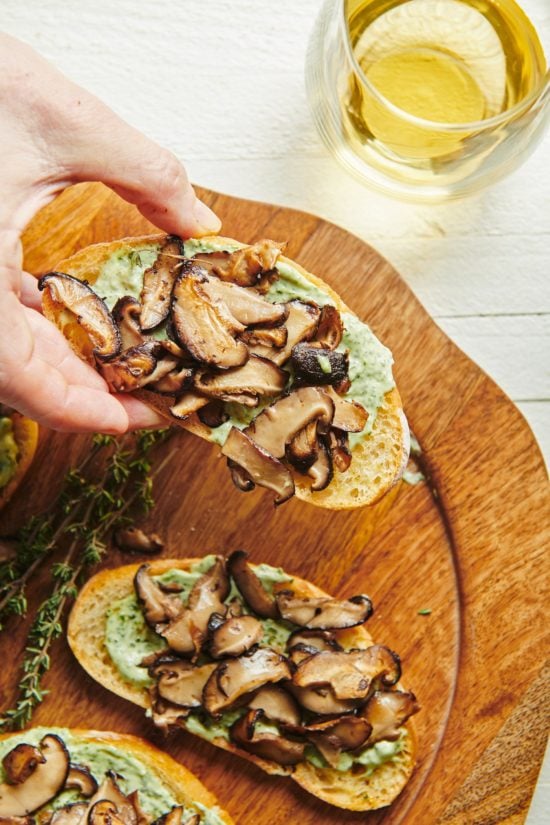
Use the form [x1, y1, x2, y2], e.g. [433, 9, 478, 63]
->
[39, 273, 121, 360]
[64, 764, 98, 796]
[307, 437, 333, 491]
[314, 305, 344, 350]
[126, 792, 152, 825]
[209, 614, 263, 658]
[50, 802, 89, 825]
[140, 236, 184, 331]
[286, 421, 318, 473]
[170, 265, 248, 369]
[87, 773, 136, 825]
[148, 365, 194, 396]
[221, 428, 295, 505]
[153, 660, 217, 708]
[149, 692, 190, 730]
[193, 240, 284, 287]
[197, 401, 229, 429]
[112, 296, 145, 349]
[291, 344, 349, 388]
[327, 429, 352, 473]
[288, 643, 321, 666]
[160, 557, 230, 656]
[249, 301, 320, 365]
[292, 716, 372, 768]
[245, 387, 334, 459]
[87, 800, 126, 825]
[170, 392, 210, 420]
[114, 527, 163, 555]
[248, 685, 302, 726]
[134, 564, 182, 628]
[227, 460, 255, 492]
[203, 648, 291, 716]
[230, 709, 305, 766]
[287, 628, 343, 653]
[200, 277, 287, 327]
[276, 592, 373, 629]
[291, 646, 400, 701]
[360, 690, 419, 744]
[194, 355, 286, 406]
[0, 735, 69, 817]
[226, 550, 278, 619]
[151, 808, 185, 825]
[99, 342, 161, 392]
[286, 683, 360, 716]
[325, 387, 369, 433]
[2, 744, 45, 785]
[241, 325, 288, 348]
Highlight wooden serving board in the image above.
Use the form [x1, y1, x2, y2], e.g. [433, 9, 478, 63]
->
[1, 183, 548, 824]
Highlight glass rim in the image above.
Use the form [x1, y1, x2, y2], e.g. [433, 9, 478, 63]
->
[340, 0, 550, 133]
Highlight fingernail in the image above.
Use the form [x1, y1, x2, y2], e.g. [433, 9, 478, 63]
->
[193, 199, 222, 235]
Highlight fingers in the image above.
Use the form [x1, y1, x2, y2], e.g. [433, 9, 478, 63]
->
[116, 395, 167, 430]
[20, 271, 42, 311]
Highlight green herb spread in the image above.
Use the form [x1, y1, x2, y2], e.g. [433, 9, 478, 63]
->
[93, 239, 395, 447]
[0, 416, 18, 490]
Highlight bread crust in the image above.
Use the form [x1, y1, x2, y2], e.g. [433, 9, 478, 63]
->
[68, 558, 417, 811]
[0, 413, 39, 510]
[0, 727, 234, 824]
[46, 235, 409, 510]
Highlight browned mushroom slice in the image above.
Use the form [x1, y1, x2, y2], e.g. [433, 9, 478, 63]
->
[64, 764, 98, 796]
[286, 683, 360, 715]
[227, 461, 255, 492]
[307, 437, 333, 491]
[160, 557, 230, 656]
[327, 429, 352, 473]
[114, 526, 163, 555]
[140, 236, 184, 331]
[203, 648, 292, 715]
[182, 815, 200, 825]
[50, 802, 89, 825]
[245, 387, 334, 459]
[99, 342, 160, 393]
[230, 709, 305, 766]
[88, 800, 126, 825]
[198, 401, 229, 429]
[2, 744, 45, 785]
[290, 344, 349, 388]
[249, 301, 320, 365]
[87, 772, 137, 825]
[209, 614, 263, 658]
[153, 660, 217, 708]
[194, 356, 286, 405]
[39, 273, 121, 360]
[150, 690, 190, 730]
[170, 392, 210, 420]
[148, 365, 194, 396]
[248, 685, 302, 726]
[276, 591, 372, 629]
[314, 305, 344, 350]
[226, 550, 278, 619]
[325, 387, 369, 433]
[170, 265, 248, 368]
[241, 325, 288, 348]
[360, 690, 419, 744]
[0, 735, 69, 817]
[292, 646, 400, 701]
[134, 564, 182, 628]
[151, 807, 186, 825]
[200, 277, 287, 327]
[287, 628, 343, 653]
[295, 716, 372, 768]
[112, 296, 145, 349]
[286, 421, 318, 473]
[288, 643, 321, 666]
[126, 792, 152, 825]
[193, 240, 284, 287]
[221, 428, 295, 505]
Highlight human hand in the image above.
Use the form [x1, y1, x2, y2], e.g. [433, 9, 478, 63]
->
[0, 32, 221, 433]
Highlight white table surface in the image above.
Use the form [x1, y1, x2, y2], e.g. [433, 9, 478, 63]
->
[3, 1, 549, 821]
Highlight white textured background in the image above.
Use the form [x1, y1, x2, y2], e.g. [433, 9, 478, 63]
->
[2, 1, 549, 819]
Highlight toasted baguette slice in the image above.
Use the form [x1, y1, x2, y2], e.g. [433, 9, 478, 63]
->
[43, 235, 409, 510]
[0, 412, 39, 510]
[0, 726, 233, 824]
[68, 558, 417, 812]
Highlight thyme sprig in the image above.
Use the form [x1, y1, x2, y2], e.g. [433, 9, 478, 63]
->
[0, 428, 171, 731]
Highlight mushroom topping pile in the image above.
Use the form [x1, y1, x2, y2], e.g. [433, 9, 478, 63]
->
[0, 735, 205, 824]
[141, 553, 419, 771]
[39, 236, 371, 505]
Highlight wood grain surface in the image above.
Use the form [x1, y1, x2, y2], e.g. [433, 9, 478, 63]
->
[1, 183, 548, 824]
